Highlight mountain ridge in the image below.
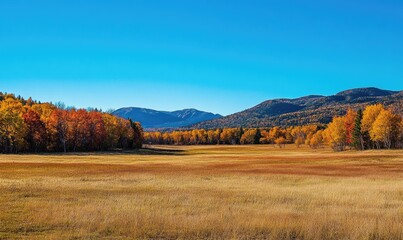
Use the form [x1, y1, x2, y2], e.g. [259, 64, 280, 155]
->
[191, 87, 402, 129]
[113, 107, 222, 129]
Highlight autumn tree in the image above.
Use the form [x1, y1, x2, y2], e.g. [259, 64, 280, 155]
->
[220, 128, 238, 144]
[269, 127, 281, 144]
[207, 129, 220, 144]
[67, 109, 91, 151]
[130, 120, 144, 149]
[285, 127, 294, 144]
[370, 109, 395, 149]
[23, 109, 47, 152]
[362, 104, 384, 148]
[259, 129, 270, 144]
[0, 110, 26, 153]
[291, 126, 304, 147]
[88, 111, 107, 150]
[31, 103, 56, 121]
[274, 137, 286, 148]
[103, 113, 122, 149]
[323, 116, 346, 151]
[309, 130, 324, 149]
[48, 109, 69, 152]
[344, 109, 357, 148]
[163, 132, 172, 144]
[240, 129, 258, 144]
[236, 127, 244, 144]
[362, 104, 384, 132]
[0, 98, 27, 153]
[116, 117, 134, 149]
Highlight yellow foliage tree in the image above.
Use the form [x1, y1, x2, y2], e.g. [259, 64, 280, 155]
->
[240, 129, 257, 144]
[309, 130, 324, 149]
[323, 116, 346, 151]
[361, 104, 384, 133]
[274, 137, 286, 148]
[0, 110, 27, 153]
[370, 109, 395, 149]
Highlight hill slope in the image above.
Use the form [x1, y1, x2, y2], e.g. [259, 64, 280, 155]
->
[113, 107, 222, 129]
[192, 87, 403, 129]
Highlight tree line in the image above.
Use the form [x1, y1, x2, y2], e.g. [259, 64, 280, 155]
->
[144, 104, 403, 151]
[323, 104, 402, 151]
[1, 91, 401, 153]
[144, 125, 323, 147]
[0, 93, 143, 153]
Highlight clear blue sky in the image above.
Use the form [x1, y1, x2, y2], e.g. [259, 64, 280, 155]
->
[0, 0, 402, 115]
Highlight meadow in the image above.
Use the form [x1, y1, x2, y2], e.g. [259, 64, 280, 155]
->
[0, 145, 402, 239]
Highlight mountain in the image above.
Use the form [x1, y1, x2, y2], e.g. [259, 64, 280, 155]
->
[113, 107, 222, 129]
[191, 87, 403, 129]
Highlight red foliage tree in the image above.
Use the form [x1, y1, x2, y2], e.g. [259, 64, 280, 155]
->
[23, 109, 47, 152]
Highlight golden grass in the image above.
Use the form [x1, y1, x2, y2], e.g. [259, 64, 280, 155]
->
[0, 145, 402, 239]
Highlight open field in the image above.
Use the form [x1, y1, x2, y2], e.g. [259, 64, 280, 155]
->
[0, 145, 402, 239]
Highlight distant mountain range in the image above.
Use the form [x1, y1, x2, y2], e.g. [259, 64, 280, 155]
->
[191, 87, 403, 129]
[113, 107, 222, 129]
[114, 87, 402, 130]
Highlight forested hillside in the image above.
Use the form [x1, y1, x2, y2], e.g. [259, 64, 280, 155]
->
[192, 88, 402, 129]
[145, 104, 403, 151]
[0, 93, 143, 153]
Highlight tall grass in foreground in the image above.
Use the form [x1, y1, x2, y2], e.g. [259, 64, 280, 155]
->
[0, 145, 402, 239]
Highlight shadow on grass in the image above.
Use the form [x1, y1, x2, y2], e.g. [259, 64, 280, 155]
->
[18, 146, 186, 156]
[136, 146, 186, 156]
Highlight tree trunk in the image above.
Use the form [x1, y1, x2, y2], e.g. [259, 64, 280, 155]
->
[360, 136, 364, 150]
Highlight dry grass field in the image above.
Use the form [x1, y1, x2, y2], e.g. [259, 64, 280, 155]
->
[0, 145, 402, 239]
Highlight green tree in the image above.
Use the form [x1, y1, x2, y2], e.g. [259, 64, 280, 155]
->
[254, 128, 262, 144]
[352, 109, 364, 150]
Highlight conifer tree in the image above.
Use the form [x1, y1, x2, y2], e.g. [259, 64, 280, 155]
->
[352, 109, 364, 150]
[237, 127, 244, 144]
[254, 128, 262, 144]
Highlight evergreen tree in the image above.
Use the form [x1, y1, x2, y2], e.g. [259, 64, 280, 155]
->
[254, 128, 262, 144]
[352, 109, 364, 150]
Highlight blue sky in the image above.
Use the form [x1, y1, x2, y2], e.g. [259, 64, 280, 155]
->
[0, 0, 402, 115]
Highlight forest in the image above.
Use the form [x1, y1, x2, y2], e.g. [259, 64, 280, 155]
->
[0, 93, 143, 153]
[145, 104, 403, 151]
[1, 91, 401, 153]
